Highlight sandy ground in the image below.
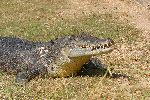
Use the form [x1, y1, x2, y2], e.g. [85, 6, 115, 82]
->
[104, 0, 150, 91]
[57, 0, 150, 95]
[57, 0, 150, 39]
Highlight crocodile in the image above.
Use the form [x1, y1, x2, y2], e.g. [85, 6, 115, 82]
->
[0, 33, 114, 83]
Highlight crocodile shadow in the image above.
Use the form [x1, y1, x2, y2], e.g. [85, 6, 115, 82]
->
[76, 59, 131, 79]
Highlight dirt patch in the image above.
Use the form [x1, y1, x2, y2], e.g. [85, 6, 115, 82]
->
[56, 0, 150, 58]
[59, 0, 150, 48]
[56, 0, 150, 34]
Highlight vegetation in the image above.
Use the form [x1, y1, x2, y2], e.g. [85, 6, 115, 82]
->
[0, 0, 149, 99]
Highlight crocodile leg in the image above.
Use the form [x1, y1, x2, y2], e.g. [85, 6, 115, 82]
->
[84, 57, 105, 69]
[16, 65, 48, 83]
[85, 57, 104, 68]
[77, 57, 108, 76]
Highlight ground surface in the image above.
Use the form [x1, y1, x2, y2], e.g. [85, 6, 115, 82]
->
[0, 0, 150, 99]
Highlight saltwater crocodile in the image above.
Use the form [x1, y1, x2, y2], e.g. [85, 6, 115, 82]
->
[0, 33, 114, 83]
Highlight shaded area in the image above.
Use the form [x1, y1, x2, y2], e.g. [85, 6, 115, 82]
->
[76, 58, 108, 77]
[76, 58, 131, 80]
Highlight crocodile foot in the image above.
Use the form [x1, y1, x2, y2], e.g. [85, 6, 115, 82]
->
[77, 57, 108, 76]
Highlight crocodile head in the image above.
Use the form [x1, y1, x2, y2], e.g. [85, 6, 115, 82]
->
[47, 34, 114, 77]
[68, 34, 114, 57]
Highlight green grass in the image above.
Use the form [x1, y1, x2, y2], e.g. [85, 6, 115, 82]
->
[0, 0, 149, 100]
[0, 0, 139, 42]
[0, 12, 139, 42]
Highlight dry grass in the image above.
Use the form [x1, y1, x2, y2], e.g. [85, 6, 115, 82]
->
[0, 0, 150, 99]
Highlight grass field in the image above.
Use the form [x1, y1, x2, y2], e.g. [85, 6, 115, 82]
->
[0, 0, 150, 99]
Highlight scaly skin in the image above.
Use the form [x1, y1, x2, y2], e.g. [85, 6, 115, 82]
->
[0, 33, 114, 83]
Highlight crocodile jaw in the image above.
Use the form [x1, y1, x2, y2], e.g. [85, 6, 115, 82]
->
[49, 46, 113, 77]
[68, 37, 114, 57]
[47, 50, 92, 77]
[68, 40, 114, 57]
[69, 47, 113, 57]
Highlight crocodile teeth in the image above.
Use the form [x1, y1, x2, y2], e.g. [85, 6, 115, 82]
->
[81, 45, 86, 48]
[98, 45, 101, 49]
[97, 46, 100, 49]
[104, 44, 108, 48]
[101, 45, 104, 49]
[91, 46, 96, 51]
[82, 45, 86, 48]
[99, 46, 101, 49]
[79, 43, 110, 49]
[79, 45, 89, 48]
[93, 46, 96, 49]
[86, 45, 90, 48]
